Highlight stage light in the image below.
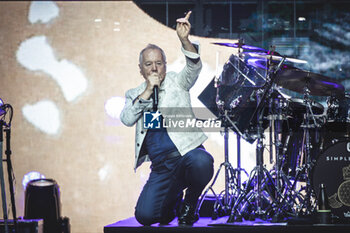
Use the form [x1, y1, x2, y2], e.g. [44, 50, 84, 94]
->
[0, 98, 5, 116]
[24, 178, 69, 233]
[22, 171, 46, 190]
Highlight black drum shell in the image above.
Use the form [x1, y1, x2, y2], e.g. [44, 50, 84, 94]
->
[312, 141, 350, 222]
[327, 94, 350, 123]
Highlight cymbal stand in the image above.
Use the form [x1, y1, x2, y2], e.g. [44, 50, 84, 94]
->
[290, 85, 318, 215]
[228, 92, 280, 222]
[0, 103, 16, 233]
[0, 121, 9, 233]
[254, 89, 271, 217]
[268, 95, 300, 221]
[196, 110, 244, 218]
[269, 95, 284, 221]
[196, 74, 248, 218]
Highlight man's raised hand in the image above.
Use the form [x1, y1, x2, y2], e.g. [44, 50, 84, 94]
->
[176, 11, 192, 42]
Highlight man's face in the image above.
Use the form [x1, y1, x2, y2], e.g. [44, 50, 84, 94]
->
[139, 48, 166, 83]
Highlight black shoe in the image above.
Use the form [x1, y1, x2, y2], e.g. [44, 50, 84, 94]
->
[178, 203, 199, 226]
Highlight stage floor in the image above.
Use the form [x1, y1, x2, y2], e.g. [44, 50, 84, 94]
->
[104, 216, 350, 233]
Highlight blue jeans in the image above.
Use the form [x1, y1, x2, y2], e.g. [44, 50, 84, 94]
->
[134, 147, 214, 225]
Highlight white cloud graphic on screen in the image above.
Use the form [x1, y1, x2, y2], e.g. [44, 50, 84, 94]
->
[22, 100, 60, 135]
[17, 1, 88, 136]
[16, 35, 88, 102]
[105, 96, 125, 119]
[28, 1, 59, 24]
[98, 164, 112, 181]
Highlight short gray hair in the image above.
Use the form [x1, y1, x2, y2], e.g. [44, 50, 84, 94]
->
[139, 44, 166, 65]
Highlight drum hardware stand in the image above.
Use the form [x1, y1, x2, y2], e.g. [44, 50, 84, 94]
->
[268, 87, 321, 219]
[228, 57, 287, 222]
[267, 95, 304, 221]
[263, 60, 313, 220]
[291, 85, 319, 216]
[302, 86, 320, 215]
[227, 94, 280, 222]
[0, 103, 17, 233]
[196, 77, 247, 219]
[195, 114, 238, 218]
[269, 95, 288, 221]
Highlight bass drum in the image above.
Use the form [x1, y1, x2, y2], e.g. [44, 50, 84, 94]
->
[312, 141, 350, 222]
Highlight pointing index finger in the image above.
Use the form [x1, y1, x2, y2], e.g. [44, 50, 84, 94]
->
[184, 11, 192, 20]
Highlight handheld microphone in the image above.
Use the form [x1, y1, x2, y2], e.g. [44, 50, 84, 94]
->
[153, 85, 159, 111]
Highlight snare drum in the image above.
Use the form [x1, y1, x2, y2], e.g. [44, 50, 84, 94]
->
[312, 141, 350, 222]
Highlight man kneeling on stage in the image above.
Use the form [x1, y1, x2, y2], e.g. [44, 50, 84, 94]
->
[120, 11, 214, 226]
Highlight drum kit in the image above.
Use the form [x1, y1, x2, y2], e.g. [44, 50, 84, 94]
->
[197, 40, 350, 223]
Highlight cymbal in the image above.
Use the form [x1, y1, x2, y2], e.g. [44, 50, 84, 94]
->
[212, 42, 267, 52]
[276, 68, 345, 96]
[246, 52, 308, 64]
[245, 55, 297, 70]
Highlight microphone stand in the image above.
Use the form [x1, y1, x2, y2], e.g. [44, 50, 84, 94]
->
[0, 104, 17, 233]
[6, 127, 18, 231]
[0, 120, 9, 233]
